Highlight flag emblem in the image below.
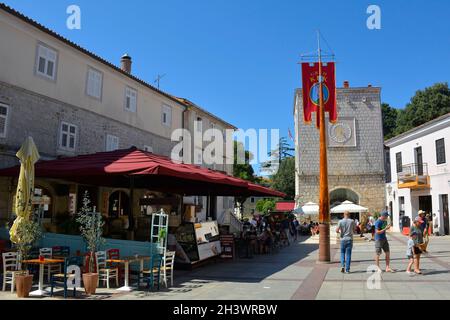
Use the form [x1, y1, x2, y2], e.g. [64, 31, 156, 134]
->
[309, 82, 330, 106]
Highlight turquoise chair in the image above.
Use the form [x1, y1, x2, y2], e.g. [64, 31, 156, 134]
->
[50, 256, 82, 298]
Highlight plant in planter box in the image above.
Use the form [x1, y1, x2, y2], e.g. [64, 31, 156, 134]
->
[76, 191, 105, 295]
[14, 219, 42, 298]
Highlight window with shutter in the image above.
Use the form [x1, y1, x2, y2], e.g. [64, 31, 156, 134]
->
[196, 117, 203, 132]
[124, 87, 137, 112]
[396, 152, 402, 173]
[106, 134, 119, 151]
[59, 122, 77, 151]
[161, 104, 172, 127]
[436, 138, 446, 165]
[86, 68, 103, 99]
[36, 44, 57, 80]
[0, 103, 9, 138]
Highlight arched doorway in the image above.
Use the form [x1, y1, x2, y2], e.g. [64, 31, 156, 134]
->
[330, 188, 360, 221]
[108, 191, 130, 218]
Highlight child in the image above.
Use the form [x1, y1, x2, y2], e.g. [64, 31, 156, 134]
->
[406, 232, 417, 275]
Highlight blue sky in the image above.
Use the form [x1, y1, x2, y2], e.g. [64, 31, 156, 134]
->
[3, 0, 450, 169]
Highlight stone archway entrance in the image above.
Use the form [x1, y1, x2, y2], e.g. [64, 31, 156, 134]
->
[330, 188, 360, 221]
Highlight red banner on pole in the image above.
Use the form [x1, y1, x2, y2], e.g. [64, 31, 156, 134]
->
[301, 62, 337, 127]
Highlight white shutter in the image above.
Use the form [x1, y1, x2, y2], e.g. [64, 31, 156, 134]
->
[0, 104, 9, 138]
[106, 134, 119, 151]
[125, 87, 137, 112]
[87, 69, 102, 99]
[162, 105, 172, 126]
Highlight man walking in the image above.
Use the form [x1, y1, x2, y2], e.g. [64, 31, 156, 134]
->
[374, 212, 395, 273]
[336, 211, 356, 273]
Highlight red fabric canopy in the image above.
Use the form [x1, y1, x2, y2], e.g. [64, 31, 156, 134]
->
[275, 201, 296, 212]
[0, 147, 285, 197]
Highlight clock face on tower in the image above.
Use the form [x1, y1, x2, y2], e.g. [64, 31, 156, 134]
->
[327, 118, 357, 147]
[329, 123, 352, 143]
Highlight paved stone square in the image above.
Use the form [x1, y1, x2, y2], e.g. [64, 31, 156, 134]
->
[1, 233, 449, 300]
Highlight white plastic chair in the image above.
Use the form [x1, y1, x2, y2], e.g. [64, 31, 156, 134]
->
[39, 248, 61, 282]
[95, 251, 118, 289]
[2, 252, 24, 293]
[161, 251, 175, 288]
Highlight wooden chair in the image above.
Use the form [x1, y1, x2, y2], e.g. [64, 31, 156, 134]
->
[50, 256, 82, 298]
[2, 252, 24, 293]
[106, 248, 124, 281]
[139, 254, 163, 291]
[161, 251, 175, 288]
[40, 248, 61, 282]
[95, 251, 119, 289]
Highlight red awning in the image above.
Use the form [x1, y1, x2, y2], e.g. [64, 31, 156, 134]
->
[0, 147, 285, 197]
[275, 201, 295, 212]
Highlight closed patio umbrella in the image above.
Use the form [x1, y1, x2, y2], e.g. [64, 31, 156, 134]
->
[9, 137, 40, 244]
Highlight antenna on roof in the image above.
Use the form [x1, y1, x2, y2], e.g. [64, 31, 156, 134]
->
[154, 73, 166, 89]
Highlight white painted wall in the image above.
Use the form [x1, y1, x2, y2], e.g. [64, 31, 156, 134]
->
[385, 116, 450, 234]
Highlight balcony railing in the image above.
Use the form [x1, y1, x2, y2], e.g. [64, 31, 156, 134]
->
[397, 163, 430, 189]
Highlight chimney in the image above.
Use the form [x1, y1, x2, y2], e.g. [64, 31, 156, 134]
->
[120, 54, 132, 73]
[343, 80, 349, 88]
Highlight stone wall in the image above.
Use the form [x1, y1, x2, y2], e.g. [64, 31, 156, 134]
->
[296, 174, 386, 214]
[294, 85, 386, 212]
[0, 80, 176, 167]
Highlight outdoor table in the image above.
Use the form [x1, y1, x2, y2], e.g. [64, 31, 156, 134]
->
[106, 255, 150, 292]
[22, 258, 64, 296]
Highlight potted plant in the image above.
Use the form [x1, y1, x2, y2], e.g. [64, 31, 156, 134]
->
[76, 191, 105, 295]
[157, 228, 167, 254]
[14, 219, 42, 298]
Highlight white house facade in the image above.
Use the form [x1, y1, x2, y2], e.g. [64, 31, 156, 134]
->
[385, 113, 450, 235]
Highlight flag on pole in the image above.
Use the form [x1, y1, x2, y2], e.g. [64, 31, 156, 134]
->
[288, 128, 294, 141]
[301, 62, 337, 128]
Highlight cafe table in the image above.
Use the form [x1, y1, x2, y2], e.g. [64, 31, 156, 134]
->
[22, 258, 64, 296]
[106, 255, 150, 291]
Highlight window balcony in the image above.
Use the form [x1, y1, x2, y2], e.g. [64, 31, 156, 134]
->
[397, 163, 430, 189]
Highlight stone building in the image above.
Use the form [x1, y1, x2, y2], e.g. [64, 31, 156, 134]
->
[293, 81, 385, 218]
[0, 3, 235, 229]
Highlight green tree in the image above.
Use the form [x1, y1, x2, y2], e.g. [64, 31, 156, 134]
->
[270, 157, 295, 200]
[255, 198, 276, 214]
[268, 137, 294, 163]
[232, 141, 256, 182]
[381, 103, 398, 139]
[395, 82, 450, 135]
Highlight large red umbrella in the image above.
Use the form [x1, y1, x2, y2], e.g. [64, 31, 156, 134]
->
[0, 147, 285, 197]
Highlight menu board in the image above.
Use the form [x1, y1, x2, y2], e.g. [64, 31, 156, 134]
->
[175, 221, 222, 264]
[194, 221, 221, 261]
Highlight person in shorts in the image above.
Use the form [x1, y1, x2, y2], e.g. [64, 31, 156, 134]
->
[374, 212, 395, 273]
[406, 232, 418, 275]
[410, 217, 424, 274]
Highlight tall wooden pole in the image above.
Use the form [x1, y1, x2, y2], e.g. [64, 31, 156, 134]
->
[317, 32, 331, 262]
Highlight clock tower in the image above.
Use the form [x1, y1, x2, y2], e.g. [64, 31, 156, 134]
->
[293, 82, 385, 218]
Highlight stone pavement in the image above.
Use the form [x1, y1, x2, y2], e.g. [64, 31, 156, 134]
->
[1, 233, 449, 300]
